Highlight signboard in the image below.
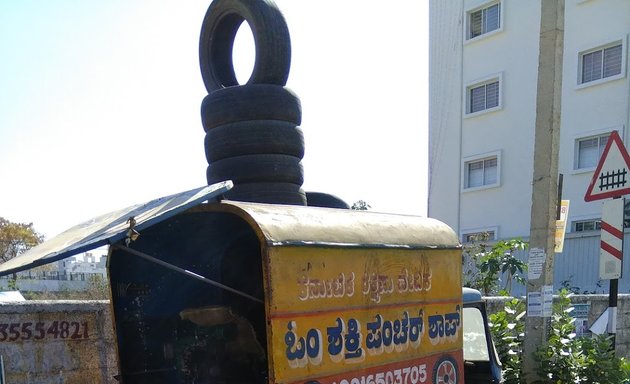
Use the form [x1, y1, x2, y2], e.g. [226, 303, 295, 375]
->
[266, 246, 463, 384]
[600, 198, 624, 279]
[555, 200, 570, 253]
[526, 285, 553, 318]
[527, 248, 546, 280]
[573, 303, 590, 337]
[584, 131, 630, 202]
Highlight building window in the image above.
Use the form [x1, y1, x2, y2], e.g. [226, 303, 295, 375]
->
[575, 132, 610, 169]
[466, 76, 501, 115]
[462, 230, 496, 243]
[468, 2, 501, 40]
[580, 42, 623, 84]
[465, 156, 498, 189]
[573, 219, 601, 232]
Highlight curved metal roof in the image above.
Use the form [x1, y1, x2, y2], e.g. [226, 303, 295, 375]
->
[197, 200, 460, 249]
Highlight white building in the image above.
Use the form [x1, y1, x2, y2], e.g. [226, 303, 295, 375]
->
[56, 252, 107, 278]
[429, 0, 630, 245]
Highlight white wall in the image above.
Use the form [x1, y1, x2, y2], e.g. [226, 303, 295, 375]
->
[429, 0, 630, 242]
[459, 0, 540, 239]
[559, 0, 630, 230]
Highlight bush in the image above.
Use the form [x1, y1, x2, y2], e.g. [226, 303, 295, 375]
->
[489, 297, 525, 384]
[489, 289, 630, 384]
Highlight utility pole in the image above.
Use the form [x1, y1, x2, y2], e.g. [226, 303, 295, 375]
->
[522, 0, 565, 381]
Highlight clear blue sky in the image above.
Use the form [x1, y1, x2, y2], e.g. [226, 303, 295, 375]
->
[0, 0, 428, 239]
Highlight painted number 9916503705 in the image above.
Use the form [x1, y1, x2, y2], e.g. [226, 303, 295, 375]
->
[333, 365, 428, 384]
[0, 321, 89, 342]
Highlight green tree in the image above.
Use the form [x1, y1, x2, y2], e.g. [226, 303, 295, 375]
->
[0, 217, 43, 264]
[0, 217, 43, 288]
[463, 237, 528, 296]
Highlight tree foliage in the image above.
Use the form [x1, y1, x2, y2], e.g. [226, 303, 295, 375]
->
[351, 200, 371, 210]
[0, 217, 44, 264]
[463, 236, 528, 296]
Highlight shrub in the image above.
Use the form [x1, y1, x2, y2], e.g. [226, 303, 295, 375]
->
[489, 297, 525, 384]
[489, 289, 630, 383]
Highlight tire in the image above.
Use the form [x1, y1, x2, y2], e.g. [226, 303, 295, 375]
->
[224, 182, 307, 206]
[199, 0, 291, 93]
[306, 192, 350, 209]
[206, 154, 304, 185]
[205, 120, 304, 162]
[201, 84, 302, 131]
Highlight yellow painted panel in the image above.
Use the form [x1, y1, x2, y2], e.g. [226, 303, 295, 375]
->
[265, 246, 462, 384]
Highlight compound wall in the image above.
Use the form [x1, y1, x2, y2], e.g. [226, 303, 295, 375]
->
[0, 301, 118, 384]
[486, 294, 630, 358]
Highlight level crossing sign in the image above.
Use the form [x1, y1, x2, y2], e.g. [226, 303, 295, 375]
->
[600, 198, 624, 279]
[584, 131, 630, 202]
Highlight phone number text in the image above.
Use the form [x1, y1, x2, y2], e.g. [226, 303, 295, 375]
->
[333, 364, 428, 384]
[0, 321, 89, 342]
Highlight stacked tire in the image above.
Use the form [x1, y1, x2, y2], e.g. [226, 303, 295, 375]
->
[199, 0, 306, 205]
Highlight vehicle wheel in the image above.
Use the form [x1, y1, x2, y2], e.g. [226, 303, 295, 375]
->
[433, 355, 459, 384]
[201, 84, 302, 131]
[205, 120, 304, 162]
[206, 154, 304, 185]
[199, 0, 291, 92]
[306, 192, 350, 209]
[225, 182, 306, 205]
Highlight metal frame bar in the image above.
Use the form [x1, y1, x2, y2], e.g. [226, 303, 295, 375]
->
[112, 244, 263, 304]
[1, 355, 5, 384]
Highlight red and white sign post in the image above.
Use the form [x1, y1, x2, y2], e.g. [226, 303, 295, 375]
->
[584, 130, 630, 348]
[600, 199, 624, 280]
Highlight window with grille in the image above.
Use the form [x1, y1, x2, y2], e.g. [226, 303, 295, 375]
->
[580, 42, 623, 84]
[465, 156, 498, 189]
[468, 80, 500, 114]
[468, 2, 501, 40]
[462, 230, 496, 243]
[573, 219, 601, 232]
[575, 133, 610, 169]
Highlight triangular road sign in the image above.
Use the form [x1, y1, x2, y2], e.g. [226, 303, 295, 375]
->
[585, 130, 630, 202]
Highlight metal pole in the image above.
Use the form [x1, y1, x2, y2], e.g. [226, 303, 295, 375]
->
[609, 278, 618, 350]
[556, 174, 564, 220]
[0, 355, 5, 384]
[608, 198, 622, 352]
[601, 196, 624, 353]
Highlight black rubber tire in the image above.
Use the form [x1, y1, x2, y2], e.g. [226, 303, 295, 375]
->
[207, 154, 304, 185]
[199, 0, 291, 93]
[224, 182, 306, 206]
[306, 192, 350, 209]
[205, 120, 304, 162]
[200, 84, 301, 131]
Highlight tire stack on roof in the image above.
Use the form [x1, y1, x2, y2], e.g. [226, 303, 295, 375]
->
[199, 0, 306, 205]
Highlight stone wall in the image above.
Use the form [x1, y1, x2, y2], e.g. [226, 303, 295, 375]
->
[0, 301, 118, 384]
[0, 278, 89, 292]
[485, 294, 630, 357]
